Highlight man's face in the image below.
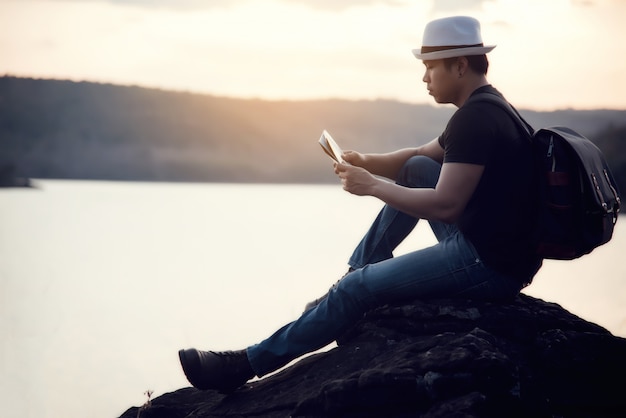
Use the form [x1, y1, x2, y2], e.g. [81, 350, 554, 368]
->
[422, 59, 459, 104]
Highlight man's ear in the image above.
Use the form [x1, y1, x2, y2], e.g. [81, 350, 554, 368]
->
[457, 56, 469, 77]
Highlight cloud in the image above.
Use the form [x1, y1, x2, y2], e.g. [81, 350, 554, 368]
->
[105, 0, 240, 10]
[284, 0, 407, 11]
[12, 0, 407, 12]
[430, 0, 494, 13]
[0, 0, 240, 11]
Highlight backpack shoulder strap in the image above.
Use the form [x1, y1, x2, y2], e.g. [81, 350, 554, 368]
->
[466, 91, 535, 137]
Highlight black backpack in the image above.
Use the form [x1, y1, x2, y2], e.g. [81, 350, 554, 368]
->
[470, 92, 621, 260]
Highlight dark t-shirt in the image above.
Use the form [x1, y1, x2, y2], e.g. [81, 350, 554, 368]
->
[438, 85, 542, 282]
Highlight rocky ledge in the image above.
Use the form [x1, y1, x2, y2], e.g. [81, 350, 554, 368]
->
[119, 294, 626, 418]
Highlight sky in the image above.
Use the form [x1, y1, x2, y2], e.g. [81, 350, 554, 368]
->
[1, 0, 626, 111]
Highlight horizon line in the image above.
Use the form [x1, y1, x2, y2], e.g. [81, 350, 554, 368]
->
[3, 73, 626, 113]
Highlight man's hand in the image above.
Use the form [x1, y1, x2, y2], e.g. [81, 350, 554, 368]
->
[334, 162, 378, 196]
[341, 150, 366, 167]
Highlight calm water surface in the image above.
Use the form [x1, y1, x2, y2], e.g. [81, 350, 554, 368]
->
[1, 180, 624, 418]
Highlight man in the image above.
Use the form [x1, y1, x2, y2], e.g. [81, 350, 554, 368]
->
[178, 16, 542, 393]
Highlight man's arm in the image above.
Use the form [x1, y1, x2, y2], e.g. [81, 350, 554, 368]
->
[343, 137, 444, 181]
[335, 161, 483, 224]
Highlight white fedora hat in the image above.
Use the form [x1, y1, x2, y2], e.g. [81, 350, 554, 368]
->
[412, 16, 495, 60]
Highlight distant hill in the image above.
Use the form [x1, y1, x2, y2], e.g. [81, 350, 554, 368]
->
[1, 76, 625, 191]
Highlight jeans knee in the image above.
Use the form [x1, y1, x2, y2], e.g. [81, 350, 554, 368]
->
[397, 155, 441, 188]
[334, 268, 380, 312]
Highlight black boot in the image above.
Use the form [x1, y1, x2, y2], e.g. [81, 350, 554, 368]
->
[178, 348, 255, 393]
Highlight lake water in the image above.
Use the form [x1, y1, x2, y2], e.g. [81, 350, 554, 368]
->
[1, 180, 624, 418]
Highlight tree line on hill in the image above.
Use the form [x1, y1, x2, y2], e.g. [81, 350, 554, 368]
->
[1, 75, 625, 195]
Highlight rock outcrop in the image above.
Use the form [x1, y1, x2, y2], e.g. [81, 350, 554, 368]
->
[119, 294, 626, 417]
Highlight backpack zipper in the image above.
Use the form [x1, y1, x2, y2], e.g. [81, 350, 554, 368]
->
[547, 136, 554, 158]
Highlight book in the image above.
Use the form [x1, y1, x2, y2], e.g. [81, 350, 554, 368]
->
[318, 130, 344, 163]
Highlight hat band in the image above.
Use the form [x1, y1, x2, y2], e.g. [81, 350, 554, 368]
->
[421, 43, 484, 54]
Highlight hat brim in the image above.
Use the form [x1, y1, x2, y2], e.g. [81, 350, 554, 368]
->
[412, 45, 496, 60]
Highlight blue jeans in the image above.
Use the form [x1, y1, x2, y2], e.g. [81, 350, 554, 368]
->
[247, 156, 523, 377]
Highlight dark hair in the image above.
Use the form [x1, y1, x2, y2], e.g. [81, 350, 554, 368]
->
[443, 54, 489, 75]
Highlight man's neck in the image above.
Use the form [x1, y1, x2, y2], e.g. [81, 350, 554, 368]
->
[456, 76, 489, 107]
